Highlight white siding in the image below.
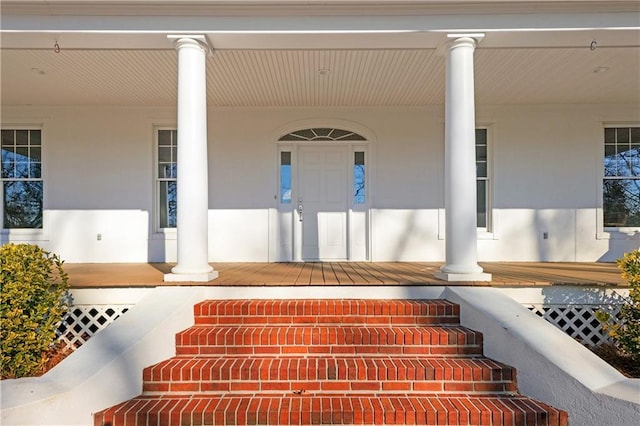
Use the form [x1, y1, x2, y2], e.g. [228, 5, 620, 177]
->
[2, 104, 638, 263]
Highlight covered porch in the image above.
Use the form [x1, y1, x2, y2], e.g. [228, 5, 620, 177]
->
[64, 261, 627, 288]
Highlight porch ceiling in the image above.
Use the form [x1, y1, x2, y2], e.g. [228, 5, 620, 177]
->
[1, 29, 639, 107]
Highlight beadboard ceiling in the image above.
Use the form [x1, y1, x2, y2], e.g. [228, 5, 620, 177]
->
[1, 33, 639, 107]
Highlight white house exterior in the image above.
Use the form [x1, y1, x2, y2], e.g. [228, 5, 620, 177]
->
[1, 0, 639, 282]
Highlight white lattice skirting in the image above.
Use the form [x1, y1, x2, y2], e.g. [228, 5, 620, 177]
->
[55, 302, 623, 350]
[57, 305, 133, 349]
[526, 304, 622, 346]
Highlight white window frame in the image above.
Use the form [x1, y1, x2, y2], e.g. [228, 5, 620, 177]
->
[153, 126, 178, 237]
[0, 124, 48, 241]
[598, 123, 640, 240]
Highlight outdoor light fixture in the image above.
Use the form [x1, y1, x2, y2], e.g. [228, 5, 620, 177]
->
[590, 39, 597, 51]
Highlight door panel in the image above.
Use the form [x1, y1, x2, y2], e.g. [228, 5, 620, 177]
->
[299, 146, 348, 260]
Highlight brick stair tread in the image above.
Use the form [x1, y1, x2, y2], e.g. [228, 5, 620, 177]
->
[176, 325, 482, 351]
[94, 394, 568, 426]
[142, 356, 516, 394]
[195, 300, 460, 325]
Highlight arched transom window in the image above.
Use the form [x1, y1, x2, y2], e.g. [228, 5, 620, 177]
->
[279, 128, 366, 142]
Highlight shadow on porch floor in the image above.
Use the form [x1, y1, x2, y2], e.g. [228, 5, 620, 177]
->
[63, 262, 627, 288]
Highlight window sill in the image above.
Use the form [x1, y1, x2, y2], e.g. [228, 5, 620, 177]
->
[598, 229, 640, 240]
[477, 230, 498, 240]
[151, 229, 177, 240]
[1, 229, 49, 241]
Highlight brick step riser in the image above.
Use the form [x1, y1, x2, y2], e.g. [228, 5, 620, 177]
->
[95, 395, 567, 426]
[176, 345, 483, 356]
[175, 326, 482, 347]
[143, 379, 518, 394]
[194, 316, 461, 326]
[143, 357, 515, 383]
[194, 300, 461, 323]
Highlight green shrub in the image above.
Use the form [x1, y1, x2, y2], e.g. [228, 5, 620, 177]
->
[596, 250, 640, 362]
[1, 243, 70, 379]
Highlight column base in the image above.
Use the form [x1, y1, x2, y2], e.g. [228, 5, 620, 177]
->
[434, 271, 492, 282]
[164, 271, 219, 282]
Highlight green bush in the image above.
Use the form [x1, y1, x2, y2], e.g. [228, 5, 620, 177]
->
[1, 243, 70, 379]
[596, 250, 640, 362]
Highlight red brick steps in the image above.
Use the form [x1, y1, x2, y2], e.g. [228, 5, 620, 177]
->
[142, 356, 517, 395]
[94, 300, 568, 425]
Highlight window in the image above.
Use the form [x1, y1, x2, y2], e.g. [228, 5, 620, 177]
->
[279, 128, 366, 142]
[1, 129, 43, 229]
[354, 151, 366, 204]
[157, 129, 177, 228]
[280, 151, 292, 204]
[603, 127, 640, 228]
[476, 128, 489, 229]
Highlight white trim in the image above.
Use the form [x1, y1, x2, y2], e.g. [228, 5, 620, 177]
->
[151, 125, 178, 238]
[273, 121, 374, 262]
[272, 118, 376, 144]
[0, 124, 49, 241]
[597, 123, 640, 240]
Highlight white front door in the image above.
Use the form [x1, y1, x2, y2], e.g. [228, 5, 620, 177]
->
[297, 145, 348, 260]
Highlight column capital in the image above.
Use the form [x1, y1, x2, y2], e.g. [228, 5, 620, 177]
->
[447, 33, 484, 49]
[167, 34, 210, 54]
[437, 33, 484, 56]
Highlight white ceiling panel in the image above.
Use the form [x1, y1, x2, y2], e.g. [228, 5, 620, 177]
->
[1, 45, 638, 107]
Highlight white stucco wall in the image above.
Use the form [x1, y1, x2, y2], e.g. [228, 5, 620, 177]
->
[1, 103, 639, 263]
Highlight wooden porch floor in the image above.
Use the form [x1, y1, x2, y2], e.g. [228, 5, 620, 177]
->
[64, 262, 627, 288]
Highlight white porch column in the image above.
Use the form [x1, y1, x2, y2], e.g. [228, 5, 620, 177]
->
[435, 34, 491, 282]
[164, 35, 218, 282]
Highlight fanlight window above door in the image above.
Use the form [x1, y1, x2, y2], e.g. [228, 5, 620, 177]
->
[279, 128, 366, 142]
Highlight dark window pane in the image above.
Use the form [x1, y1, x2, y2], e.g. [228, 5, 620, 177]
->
[158, 130, 173, 146]
[603, 179, 640, 227]
[281, 151, 291, 166]
[631, 128, 640, 143]
[3, 181, 43, 228]
[30, 146, 41, 161]
[477, 162, 487, 178]
[354, 151, 365, 166]
[475, 129, 487, 145]
[292, 129, 315, 140]
[158, 146, 172, 162]
[30, 130, 41, 146]
[1, 130, 13, 146]
[617, 128, 630, 144]
[15, 146, 28, 159]
[604, 128, 616, 144]
[159, 181, 177, 228]
[314, 128, 332, 137]
[476, 145, 487, 162]
[604, 144, 616, 157]
[15, 130, 29, 146]
[477, 180, 487, 228]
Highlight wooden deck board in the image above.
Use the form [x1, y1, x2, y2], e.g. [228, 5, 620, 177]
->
[63, 262, 627, 288]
